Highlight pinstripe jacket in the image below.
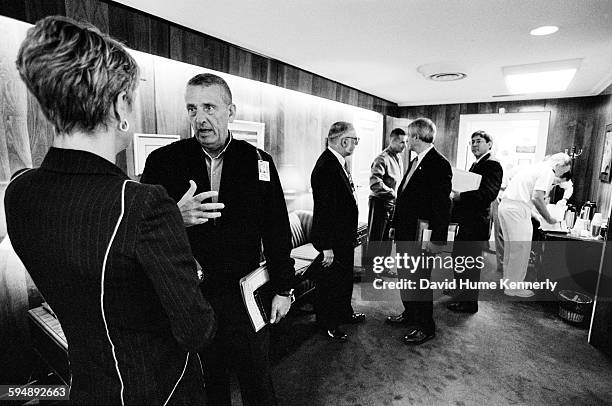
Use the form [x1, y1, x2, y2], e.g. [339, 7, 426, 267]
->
[5, 148, 215, 405]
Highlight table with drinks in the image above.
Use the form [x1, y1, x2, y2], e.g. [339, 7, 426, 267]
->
[535, 200, 607, 299]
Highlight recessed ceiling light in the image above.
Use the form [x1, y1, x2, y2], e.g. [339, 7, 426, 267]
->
[530, 26, 559, 36]
[505, 70, 576, 93]
[503, 59, 581, 94]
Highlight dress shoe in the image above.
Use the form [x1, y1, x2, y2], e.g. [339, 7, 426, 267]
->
[446, 302, 478, 314]
[385, 314, 410, 325]
[504, 288, 534, 298]
[325, 328, 348, 341]
[403, 328, 435, 345]
[346, 312, 366, 324]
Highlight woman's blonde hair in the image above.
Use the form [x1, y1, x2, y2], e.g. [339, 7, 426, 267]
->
[16, 16, 139, 134]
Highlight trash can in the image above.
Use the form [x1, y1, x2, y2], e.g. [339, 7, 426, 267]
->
[557, 290, 593, 324]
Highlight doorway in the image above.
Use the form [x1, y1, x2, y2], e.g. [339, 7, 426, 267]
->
[457, 112, 550, 175]
[457, 112, 551, 246]
[351, 110, 383, 223]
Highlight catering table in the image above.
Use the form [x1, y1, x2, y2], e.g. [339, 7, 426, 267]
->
[536, 230, 604, 298]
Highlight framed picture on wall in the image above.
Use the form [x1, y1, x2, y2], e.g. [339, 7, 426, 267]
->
[600, 124, 612, 183]
[228, 120, 265, 149]
[133, 133, 180, 177]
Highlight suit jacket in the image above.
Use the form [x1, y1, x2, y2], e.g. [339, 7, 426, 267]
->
[5, 148, 215, 405]
[392, 147, 452, 242]
[310, 148, 358, 251]
[140, 137, 294, 294]
[452, 153, 503, 240]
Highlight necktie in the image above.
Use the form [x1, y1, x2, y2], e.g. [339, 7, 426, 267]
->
[400, 157, 418, 194]
[469, 161, 477, 172]
[344, 162, 355, 192]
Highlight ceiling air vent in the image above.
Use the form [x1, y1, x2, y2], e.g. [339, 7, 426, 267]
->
[428, 72, 467, 81]
[417, 63, 467, 82]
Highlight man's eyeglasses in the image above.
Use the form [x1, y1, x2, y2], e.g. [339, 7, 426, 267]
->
[343, 137, 360, 145]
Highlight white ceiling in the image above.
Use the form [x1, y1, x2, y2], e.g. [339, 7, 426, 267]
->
[115, 0, 612, 106]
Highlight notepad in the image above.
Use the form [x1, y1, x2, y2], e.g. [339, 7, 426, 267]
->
[452, 168, 482, 192]
[240, 266, 273, 332]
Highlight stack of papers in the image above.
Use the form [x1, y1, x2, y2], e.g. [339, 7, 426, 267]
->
[452, 168, 482, 192]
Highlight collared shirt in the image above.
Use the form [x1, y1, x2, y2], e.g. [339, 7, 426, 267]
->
[416, 144, 434, 164]
[201, 132, 233, 203]
[474, 151, 490, 166]
[399, 145, 434, 194]
[502, 161, 555, 207]
[328, 146, 347, 175]
[369, 148, 403, 199]
[328, 146, 356, 199]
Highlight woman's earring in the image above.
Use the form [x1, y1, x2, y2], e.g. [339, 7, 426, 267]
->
[119, 119, 129, 132]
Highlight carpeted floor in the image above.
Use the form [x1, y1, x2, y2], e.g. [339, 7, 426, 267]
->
[256, 253, 612, 406]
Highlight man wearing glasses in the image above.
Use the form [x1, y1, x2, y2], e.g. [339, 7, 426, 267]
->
[141, 73, 294, 405]
[310, 121, 366, 341]
[447, 130, 502, 313]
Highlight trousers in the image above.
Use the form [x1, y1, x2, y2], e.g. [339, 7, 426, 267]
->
[497, 199, 532, 284]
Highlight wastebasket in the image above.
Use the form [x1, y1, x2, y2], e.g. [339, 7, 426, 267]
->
[557, 290, 593, 324]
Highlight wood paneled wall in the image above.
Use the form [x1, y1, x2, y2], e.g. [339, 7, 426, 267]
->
[0, 16, 41, 382]
[0, 15, 382, 380]
[592, 96, 612, 218]
[144, 53, 378, 210]
[0, 0, 396, 116]
[395, 96, 612, 214]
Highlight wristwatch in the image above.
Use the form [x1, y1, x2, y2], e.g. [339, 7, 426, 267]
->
[277, 289, 295, 303]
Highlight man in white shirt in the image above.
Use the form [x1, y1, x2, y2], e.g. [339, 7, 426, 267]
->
[498, 153, 571, 297]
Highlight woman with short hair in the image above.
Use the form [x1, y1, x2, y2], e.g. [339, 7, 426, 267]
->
[6, 16, 215, 405]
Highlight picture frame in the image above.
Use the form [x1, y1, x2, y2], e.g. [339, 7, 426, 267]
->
[600, 124, 612, 183]
[228, 120, 265, 149]
[133, 133, 180, 177]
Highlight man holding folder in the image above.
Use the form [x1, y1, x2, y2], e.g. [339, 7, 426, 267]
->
[141, 73, 294, 405]
[387, 118, 452, 345]
[447, 130, 503, 313]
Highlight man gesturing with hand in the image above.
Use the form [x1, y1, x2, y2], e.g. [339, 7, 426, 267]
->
[141, 73, 294, 406]
[176, 179, 224, 226]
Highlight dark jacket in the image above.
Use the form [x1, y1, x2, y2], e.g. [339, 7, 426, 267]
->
[310, 148, 359, 250]
[140, 137, 294, 293]
[393, 147, 452, 242]
[452, 153, 503, 240]
[5, 148, 215, 405]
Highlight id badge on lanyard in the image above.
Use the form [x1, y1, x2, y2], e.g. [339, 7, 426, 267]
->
[257, 150, 270, 182]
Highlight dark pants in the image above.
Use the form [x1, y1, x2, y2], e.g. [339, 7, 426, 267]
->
[397, 241, 435, 334]
[452, 227, 485, 303]
[312, 247, 355, 330]
[200, 287, 277, 406]
[366, 197, 395, 275]
[367, 197, 395, 247]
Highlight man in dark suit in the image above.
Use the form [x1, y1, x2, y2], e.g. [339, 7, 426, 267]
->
[447, 130, 503, 313]
[386, 117, 452, 345]
[310, 121, 366, 341]
[141, 73, 294, 406]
